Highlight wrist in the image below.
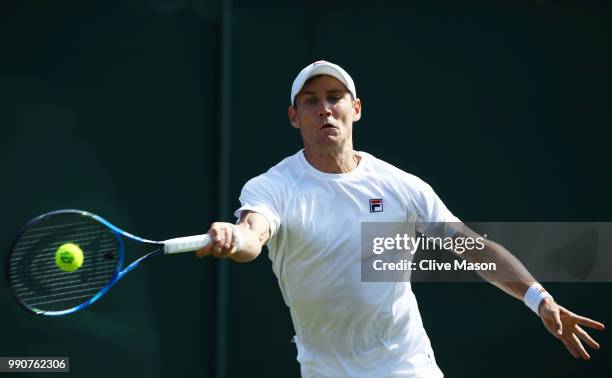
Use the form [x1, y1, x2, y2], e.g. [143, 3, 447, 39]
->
[538, 296, 556, 315]
[524, 283, 553, 316]
[231, 225, 244, 251]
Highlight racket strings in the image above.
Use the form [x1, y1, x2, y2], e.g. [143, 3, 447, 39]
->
[8, 214, 120, 313]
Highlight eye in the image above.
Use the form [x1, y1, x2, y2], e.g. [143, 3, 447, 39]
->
[303, 97, 317, 106]
[328, 94, 343, 103]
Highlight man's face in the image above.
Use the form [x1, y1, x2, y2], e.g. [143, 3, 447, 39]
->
[288, 75, 361, 154]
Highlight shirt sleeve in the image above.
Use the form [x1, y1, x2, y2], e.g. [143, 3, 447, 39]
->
[409, 177, 460, 237]
[233, 173, 282, 241]
[417, 180, 459, 224]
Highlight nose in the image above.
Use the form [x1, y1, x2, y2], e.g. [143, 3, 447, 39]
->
[318, 100, 333, 117]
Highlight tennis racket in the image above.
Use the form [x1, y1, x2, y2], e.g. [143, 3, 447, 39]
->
[7, 209, 211, 316]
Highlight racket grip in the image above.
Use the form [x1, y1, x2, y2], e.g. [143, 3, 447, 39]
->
[163, 234, 211, 254]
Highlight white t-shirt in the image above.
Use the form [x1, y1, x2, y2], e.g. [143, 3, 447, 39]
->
[235, 150, 459, 378]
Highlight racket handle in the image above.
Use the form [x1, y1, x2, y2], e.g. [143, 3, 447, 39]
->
[163, 234, 211, 254]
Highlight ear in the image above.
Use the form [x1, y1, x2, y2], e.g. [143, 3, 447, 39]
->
[288, 105, 300, 129]
[352, 98, 362, 122]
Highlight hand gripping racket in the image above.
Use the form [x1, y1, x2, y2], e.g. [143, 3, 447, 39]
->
[6, 209, 211, 316]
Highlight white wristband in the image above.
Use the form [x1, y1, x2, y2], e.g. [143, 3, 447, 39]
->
[524, 283, 553, 315]
[231, 225, 244, 251]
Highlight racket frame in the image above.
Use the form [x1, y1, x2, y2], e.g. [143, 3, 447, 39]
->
[7, 209, 164, 316]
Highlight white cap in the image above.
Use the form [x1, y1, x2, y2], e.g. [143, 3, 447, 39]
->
[290, 60, 357, 106]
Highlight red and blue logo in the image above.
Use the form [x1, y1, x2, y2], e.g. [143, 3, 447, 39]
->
[369, 199, 383, 213]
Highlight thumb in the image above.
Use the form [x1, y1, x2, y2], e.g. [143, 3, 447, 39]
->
[553, 310, 563, 336]
[195, 243, 212, 258]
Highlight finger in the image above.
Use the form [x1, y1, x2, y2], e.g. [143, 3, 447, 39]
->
[195, 246, 211, 258]
[575, 325, 600, 350]
[562, 338, 580, 359]
[215, 227, 232, 257]
[210, 226, 222, 243]
[552, 309, 563, 336]
[215, 228, 231, 257]
[195, 234, 214, 258]
[222, 227, 233, 251]
[211, 230, 224, 257]
[574, 315, 605, 330]
[571, 334, 591, 360]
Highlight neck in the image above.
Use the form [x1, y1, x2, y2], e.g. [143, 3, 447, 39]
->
[302, 147, 360, 174]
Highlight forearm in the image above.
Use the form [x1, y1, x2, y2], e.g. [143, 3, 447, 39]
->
[462, 237, 536, 300]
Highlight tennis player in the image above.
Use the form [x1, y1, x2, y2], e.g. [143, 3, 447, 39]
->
[197, 61, 604, 377]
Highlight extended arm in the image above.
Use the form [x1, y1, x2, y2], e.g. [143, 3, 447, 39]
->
[454, 225, 605, 360]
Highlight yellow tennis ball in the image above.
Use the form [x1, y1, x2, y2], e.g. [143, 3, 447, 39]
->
[55, 243, 84, 272]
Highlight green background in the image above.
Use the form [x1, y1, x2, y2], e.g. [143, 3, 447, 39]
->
[1, 1, 610, 377]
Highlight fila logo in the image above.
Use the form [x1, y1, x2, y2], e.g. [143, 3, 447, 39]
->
[369, 198, 383, 213]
